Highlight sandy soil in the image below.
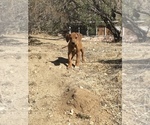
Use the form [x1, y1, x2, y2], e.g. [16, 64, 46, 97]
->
[1, 33, 149, 125]
[1, 34, 149, 125]
[28, 34, 122, 125]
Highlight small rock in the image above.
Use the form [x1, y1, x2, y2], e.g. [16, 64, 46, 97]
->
[69, 109, 74, 116]
[74, 66, 79, 69]
[90, 121, 94, 125]
[76, 113, 91, 119]
[0, 106, 5, 111]
[79, 86, 83, 89]
[49, 114, 53, 117]
[38, 56, 42, 59]
[28, 107, 32, 111]
[65, 109, 74, 116]
[16, 56, 21, 59]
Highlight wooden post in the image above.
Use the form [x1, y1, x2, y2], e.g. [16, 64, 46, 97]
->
[78, 26, 80, 33]
[96, 26, 98, 36]
[86, 26, 89, 36]
[69, 26, 71, 34]
[104, 27, 107, 36]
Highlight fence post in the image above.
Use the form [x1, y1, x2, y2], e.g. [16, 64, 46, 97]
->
[86, 26, 89, 36]
[104, 27, 107, 36]
[78, 26, 80, 33]
[96, 26, 98, 36]
[69, 26, 71, 34]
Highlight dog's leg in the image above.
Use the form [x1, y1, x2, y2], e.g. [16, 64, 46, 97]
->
[81, 49, 85, 62]
[75, 51, 80, 67]
[68, 52, 72, 68]
[71, 51, 76, 60]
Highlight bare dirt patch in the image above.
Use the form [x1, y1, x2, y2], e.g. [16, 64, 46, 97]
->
[60, 86, 111, 124]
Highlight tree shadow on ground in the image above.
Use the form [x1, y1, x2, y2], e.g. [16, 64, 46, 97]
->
[51, 57, 68, 67]
[0, 39, 25, 46]
[28, 38, 42, 46]
[99, 58, 150, 70]
[28, 37, 64, 46]
[123, 58, 150, 69]
[99, 59, 122, 64]
[29, 36, 64, 40]
[123, 58, 150, 64]
[99, 59, 122, 69]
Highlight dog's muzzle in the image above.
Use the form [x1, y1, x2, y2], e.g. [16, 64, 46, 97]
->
[71, 41, 76, 46]
[71, 42, 75, 45]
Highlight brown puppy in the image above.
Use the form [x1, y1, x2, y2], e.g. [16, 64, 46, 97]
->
[66, 32, 85, 68]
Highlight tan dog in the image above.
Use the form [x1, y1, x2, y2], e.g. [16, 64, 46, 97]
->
[66, 32, 85, 68]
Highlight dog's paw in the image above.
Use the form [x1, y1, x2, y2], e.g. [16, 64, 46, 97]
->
[67, 65, 72, 69]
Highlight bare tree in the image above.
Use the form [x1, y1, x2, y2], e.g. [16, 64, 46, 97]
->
[29, 0, 70, 34]
[123, 0, 150, 41]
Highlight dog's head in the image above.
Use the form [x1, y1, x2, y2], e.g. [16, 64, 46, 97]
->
[66, 32, 82, 46]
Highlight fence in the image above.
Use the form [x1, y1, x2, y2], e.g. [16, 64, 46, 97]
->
[68, 25, 121, 36]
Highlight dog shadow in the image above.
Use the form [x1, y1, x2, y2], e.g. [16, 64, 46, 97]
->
[51, 57, 68, 67]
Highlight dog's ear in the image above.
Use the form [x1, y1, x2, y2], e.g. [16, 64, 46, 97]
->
[65, 34, 71, 42]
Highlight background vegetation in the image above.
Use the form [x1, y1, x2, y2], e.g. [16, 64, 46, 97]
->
[0, 0, 149, 41]
[28, 0, 122, 40]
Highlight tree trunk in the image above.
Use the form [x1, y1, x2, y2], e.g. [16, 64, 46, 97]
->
[103, 17, 121, 42]
[123, 15, 147, 42]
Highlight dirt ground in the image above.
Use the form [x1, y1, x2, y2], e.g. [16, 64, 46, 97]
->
[1, 33, 149, 125]
[28, 34, 122, 125]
